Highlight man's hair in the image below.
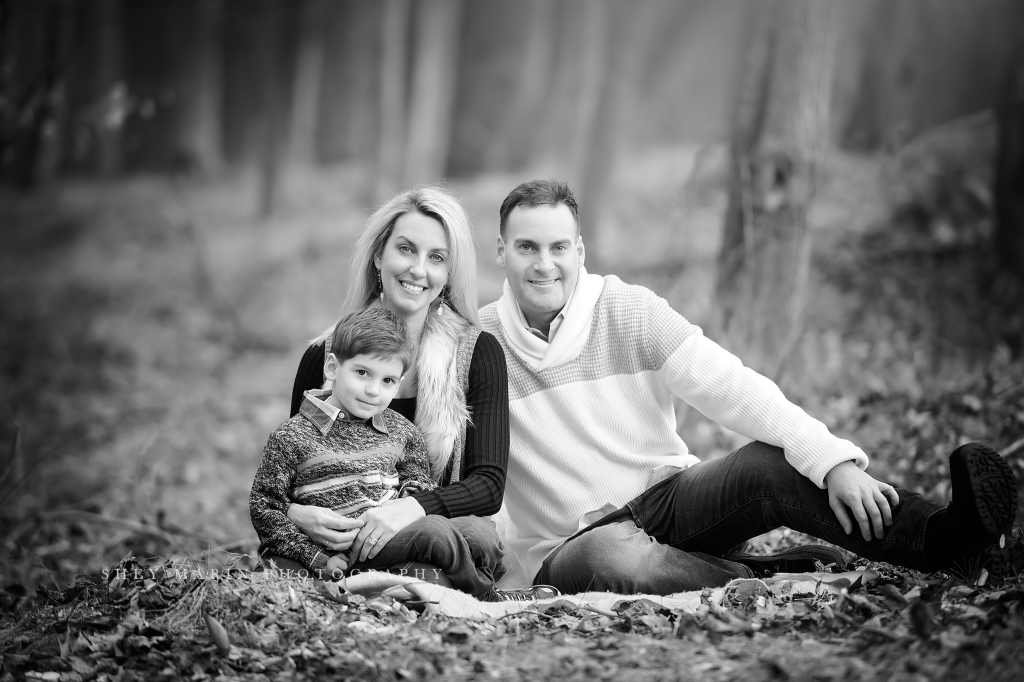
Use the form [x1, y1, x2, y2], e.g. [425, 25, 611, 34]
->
[498, 179, 580, 239]
[330, 308, 414, 373]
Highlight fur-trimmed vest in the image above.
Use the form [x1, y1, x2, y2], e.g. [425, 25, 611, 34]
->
[324, 306, 481, 482]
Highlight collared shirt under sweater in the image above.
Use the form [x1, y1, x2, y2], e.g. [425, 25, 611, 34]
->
[250, 389, 435, 570]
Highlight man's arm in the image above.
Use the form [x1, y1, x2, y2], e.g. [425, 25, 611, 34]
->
[644, 292, 867, 487]
[644, 292, 898, 540]
[249, 429, 331, 572]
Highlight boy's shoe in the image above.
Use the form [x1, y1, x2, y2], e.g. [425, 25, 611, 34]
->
[725, 545, 849, 577]
[935, 443, 1018, 579]
[489, 584, 562, 602]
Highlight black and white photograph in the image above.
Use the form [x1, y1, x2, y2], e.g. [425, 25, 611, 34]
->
[1, 0, 1023, 679]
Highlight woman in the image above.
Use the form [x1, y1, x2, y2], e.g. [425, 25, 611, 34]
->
[285, 186, 509, 584]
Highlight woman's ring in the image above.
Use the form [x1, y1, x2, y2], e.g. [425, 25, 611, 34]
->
[369, 535, 379, 545]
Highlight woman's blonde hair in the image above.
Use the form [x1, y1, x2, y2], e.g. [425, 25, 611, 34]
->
[318, 186, 479, 343]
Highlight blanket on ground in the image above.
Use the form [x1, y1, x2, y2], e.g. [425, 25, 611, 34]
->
[314, 570, 878, 620]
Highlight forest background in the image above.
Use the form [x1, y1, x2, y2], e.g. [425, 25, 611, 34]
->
[2, 1, 1024, 679]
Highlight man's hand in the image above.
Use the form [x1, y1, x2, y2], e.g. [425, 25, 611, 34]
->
[324, 554, 348, 580]
[350, 497, 426, 564]
[286, 504, 364, 550]
[824, 461, 900, 541]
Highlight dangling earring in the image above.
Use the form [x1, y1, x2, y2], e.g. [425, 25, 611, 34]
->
[438, 285, 450, 316]
[377, 268, 384, 303]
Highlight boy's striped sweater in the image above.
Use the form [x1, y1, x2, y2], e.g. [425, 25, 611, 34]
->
[480, 274, 869, 583]
[249, 390, 435, 571]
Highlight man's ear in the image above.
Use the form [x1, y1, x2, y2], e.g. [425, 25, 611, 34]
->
[576, 236, 585, 268]
[496, 234, 506, 270]
[324, 352, 340, 381]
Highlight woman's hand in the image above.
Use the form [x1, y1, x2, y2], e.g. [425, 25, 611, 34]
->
[287, 504, 364, 551]
[824, 461, 900, 541]
[350, 497, 426, 564]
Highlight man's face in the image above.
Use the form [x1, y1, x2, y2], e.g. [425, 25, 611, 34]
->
[497, 203, 584, 327]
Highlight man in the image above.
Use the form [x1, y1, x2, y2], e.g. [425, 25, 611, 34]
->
[479, 179, 1019, 594]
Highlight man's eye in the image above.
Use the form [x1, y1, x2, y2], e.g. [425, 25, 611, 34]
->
[553, 245, 567, 252]
[518, 245, 533, 252]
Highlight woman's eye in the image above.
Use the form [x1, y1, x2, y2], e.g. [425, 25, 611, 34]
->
[398, 244, 412, 254]
[383, 378, 395, 385]
[430, 253, 445, 263]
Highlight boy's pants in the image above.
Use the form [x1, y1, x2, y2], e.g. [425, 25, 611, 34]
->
[535, 440, 942, 594]
[265, 515, 504, 599]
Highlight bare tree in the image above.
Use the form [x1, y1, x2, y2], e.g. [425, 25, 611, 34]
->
[257, 0, 285, 218]
[483, 0, 559, 172]
[375, 0, 410, 198]
[403, 0, 463, 184]
[995, 39, 1024, 279]
[287, 0, 327, 165]
[574, 0, 662, 272]
[93, 0, 123, 177]
[179, 0, 224, 175]
[715, 0, 842, 378]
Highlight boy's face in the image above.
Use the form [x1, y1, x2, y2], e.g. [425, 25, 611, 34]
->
[324, 353, 404, 420]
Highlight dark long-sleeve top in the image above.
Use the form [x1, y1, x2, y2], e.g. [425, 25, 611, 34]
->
[290, 331, 509, 518]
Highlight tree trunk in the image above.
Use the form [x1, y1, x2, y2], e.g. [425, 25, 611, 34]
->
[6, 0, 76, 187]
[374, 0, 410, 197]
[93, 0, 123, 177]
[287, 0, 327, 165]
[715, 0, 842, 378]
[574, 0, 662, 272]
[483, 0, 558, 172]
[994, 41, 1024, 279]
[258, 0, 285, 218]
[566, 0, 611, 187]
[179, 0, 224, 175]
[403, 0, 463, 184]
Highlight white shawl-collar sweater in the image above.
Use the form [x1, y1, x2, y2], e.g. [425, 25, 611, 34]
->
[479, 272, 869, 584]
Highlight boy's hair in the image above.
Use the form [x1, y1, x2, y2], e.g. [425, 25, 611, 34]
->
[499, 179, 580, 239]
[330, 308, 414, 372]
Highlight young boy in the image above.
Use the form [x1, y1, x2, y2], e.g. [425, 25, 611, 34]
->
[249, 308, 502, 598]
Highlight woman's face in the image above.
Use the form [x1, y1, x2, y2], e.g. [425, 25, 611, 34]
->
[374, 211, 450, 320]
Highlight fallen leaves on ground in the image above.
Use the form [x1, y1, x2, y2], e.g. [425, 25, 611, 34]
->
[2, 553, 1024, 681]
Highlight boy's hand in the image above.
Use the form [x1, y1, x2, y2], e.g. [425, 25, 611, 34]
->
[825, 461, 900, 541]
[324, 554, 348, 580]
[287, 504, 363, 550]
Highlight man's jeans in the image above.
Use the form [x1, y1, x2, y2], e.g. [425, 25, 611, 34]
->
[535, 441, 943, 594]
[266, 515, 504, 599]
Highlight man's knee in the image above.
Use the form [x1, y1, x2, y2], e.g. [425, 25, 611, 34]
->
[555, 522, 652, 581]
[727, 441, 801, 487]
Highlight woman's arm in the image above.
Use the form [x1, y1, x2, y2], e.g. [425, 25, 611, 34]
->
[411, 331, 509, 517]
[290, 341, 327, 417]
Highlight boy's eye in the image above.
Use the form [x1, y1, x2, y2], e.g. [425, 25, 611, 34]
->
[355, 369, 368, 377]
